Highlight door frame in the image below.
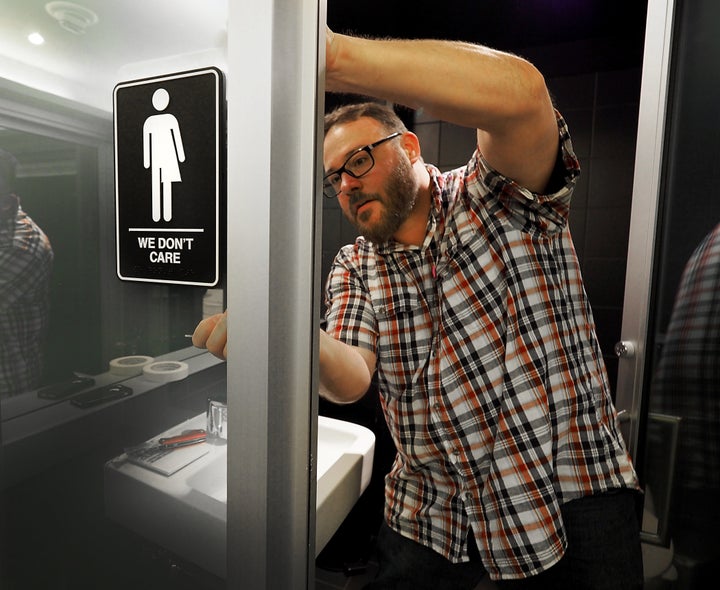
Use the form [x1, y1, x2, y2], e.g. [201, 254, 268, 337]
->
[615, 0, 676, 458]
[614, 0, 677, 546]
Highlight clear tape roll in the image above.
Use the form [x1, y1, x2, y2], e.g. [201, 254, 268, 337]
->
[109, 355, 155, 376]
[142, 360, 189, 383]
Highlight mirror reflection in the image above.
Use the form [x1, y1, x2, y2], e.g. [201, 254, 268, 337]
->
[0, 145, 54, 397]
[0, 125, 222, 410]
[0, 0, 228, 419]
[646, 223, 720, 578]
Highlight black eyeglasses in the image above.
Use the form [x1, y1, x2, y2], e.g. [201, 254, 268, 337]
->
[323, 132, 402, 199]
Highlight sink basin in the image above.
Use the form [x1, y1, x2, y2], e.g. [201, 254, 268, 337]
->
[184, 448, 227, 503]
[104, 414, 375, 578]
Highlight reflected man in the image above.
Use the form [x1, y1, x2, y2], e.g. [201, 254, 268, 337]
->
[0, 149, 54, 397]
[651, 222, 720, 581]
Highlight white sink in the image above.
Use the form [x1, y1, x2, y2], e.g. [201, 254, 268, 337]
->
[104, 414, 375, 578]
[184, 448, 227, 503]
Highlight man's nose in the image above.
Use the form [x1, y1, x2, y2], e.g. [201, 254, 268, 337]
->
[338, 172, 362, 196]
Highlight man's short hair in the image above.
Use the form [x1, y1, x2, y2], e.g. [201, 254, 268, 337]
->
[324, 101, 408, 135]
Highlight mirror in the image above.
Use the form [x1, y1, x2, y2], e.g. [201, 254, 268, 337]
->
[0, 98, 222, 413]
[1, 3, 230, 588]
[0, 0, 227, 418]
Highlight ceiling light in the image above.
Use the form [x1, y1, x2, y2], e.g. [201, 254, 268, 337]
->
[45, 1, 99, 35]
[28, 32, 46, 45]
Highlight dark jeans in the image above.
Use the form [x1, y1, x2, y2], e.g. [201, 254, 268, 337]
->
[364, 489, 643, 590]
[363, 520, 486, 590]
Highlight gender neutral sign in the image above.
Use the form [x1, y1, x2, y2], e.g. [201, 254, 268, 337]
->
[114, 67, 224, 286]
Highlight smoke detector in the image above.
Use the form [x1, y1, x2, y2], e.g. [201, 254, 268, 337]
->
[45, 1, 99, 35]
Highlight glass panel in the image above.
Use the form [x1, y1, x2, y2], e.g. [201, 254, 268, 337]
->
[1, 2, 228, 588]
[639, 0, 720, 586]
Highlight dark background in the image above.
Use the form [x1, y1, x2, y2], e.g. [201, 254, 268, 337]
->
[327, 0, 647, 73]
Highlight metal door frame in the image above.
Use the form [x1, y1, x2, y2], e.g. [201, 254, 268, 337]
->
[615, 0, 676, 458]
[615, 0, 677, 546]
[225, 1, 325, 588]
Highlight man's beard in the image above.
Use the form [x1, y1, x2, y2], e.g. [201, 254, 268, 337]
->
[348, 157, 418, 244]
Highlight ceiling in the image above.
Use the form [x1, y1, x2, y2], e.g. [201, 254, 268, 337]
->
[0, 0, 647, 113]
[0, 0, 227, 112]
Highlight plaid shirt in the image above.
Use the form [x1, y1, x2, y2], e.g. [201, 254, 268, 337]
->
[651, 223, 720, 492]
[324, 112, 639, 580]
[0, 198, 54, 396]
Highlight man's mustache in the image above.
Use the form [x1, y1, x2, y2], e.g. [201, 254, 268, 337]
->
[348, 192, 380, 211]
[349, 193, 369, 207]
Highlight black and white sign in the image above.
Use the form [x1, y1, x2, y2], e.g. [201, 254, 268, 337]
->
[114, 67, 224, 286]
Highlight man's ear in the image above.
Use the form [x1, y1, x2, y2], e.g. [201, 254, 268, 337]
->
[401, 131, 422, 163]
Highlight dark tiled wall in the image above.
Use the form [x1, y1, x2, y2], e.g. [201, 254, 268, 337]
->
[552, 69, 642, 396]
[320, 68, 641, 396]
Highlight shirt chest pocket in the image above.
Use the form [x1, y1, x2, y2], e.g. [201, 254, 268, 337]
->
[373, 286, 433, 396]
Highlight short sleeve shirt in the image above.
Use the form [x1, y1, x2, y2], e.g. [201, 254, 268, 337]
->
[324, 112, 639, 580]
[0, 202, 54, 395]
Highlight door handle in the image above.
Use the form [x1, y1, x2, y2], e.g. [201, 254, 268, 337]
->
[616, 409, 633, 422]
[614, 340, 636, 358]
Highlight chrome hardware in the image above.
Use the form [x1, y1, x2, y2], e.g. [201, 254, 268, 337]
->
[614, 340, 636, 358]
[616, 409, 632, 423]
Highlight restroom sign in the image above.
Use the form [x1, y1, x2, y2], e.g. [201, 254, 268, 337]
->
[114, 67, 224, 286]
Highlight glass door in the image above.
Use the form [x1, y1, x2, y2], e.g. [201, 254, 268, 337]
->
[1, 3, 229, 588]
[2, 2, 324, 588]
[616, 0, 720, 587]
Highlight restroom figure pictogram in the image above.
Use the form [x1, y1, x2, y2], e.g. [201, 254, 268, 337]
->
[143, 88, 186, 222]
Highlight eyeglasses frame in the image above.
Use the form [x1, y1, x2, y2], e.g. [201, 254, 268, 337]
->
[322, 131, 403, 199]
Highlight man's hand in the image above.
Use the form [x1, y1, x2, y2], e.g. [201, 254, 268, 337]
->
[324, 25, 341, 93]
[192, 311, 227, 360]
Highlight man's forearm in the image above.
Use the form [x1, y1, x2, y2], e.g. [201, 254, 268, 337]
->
[319, 329, 375, 404]
[325, 33, 546, 132]
[324, 31, 559, 194]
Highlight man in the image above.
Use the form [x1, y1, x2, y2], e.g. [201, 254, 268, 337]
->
[0, 148, 54, 397]
[195, 28, 643, 589]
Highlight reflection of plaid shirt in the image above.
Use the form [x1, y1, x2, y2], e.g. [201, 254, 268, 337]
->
[652, 223, 720, 491]
[0, 199, 54, 396]
[325, 113, 638, 580]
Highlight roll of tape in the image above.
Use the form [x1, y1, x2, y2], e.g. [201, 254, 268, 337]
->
[109, 355, 155, 376]
[142, 360, 189, 383]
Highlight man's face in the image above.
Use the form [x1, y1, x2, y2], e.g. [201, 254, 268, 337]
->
[323, 118, 419, 244]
